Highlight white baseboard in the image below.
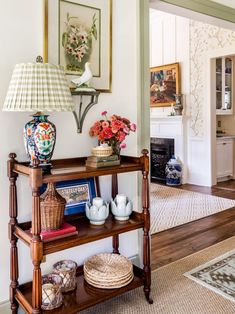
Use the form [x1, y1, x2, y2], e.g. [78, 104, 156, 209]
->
[0, 301, 10, 314]
[129, 254, 141, 267]
[0, 301, 25, 314]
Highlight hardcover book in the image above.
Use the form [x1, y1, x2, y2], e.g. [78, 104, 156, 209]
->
[40, 223, 77, 240]
[86, 159, 120, 168]
[42, 231, 78, 243]
[87, 155, 118, 163]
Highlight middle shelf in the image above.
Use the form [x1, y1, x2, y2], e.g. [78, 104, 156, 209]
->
[14, 212, 144, 255]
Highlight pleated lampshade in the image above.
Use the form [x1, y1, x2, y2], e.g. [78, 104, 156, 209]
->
[3, 62, 75, 112]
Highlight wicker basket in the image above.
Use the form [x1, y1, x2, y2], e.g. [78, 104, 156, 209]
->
[40, 183, 66, 231]
[41, 274, 63, 310]
[91, 145, 113, 157]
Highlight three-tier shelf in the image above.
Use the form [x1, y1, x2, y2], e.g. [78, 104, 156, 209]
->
[8, 149, 152, 314]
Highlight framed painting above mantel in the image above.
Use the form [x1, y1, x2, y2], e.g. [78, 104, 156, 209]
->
[44, 0, 112, 92]
[150, 62, 180, 107]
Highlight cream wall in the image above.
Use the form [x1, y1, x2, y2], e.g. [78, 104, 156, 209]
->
[0, 0, 143, 303]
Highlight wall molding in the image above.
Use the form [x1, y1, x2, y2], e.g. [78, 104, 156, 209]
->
[157, 0, 235, 23]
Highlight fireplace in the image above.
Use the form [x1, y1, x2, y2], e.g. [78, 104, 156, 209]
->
[151, 138, 174, 182]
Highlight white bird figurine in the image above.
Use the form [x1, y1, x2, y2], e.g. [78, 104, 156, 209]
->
[71, 62, 93, 89]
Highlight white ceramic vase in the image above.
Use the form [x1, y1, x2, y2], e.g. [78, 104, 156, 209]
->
[85, 197, 109, 225]
[110, 195, 133, 221]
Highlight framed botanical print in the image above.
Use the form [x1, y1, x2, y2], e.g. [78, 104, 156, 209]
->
[44, 0, 112, 92]
[150, 63, 180, 107]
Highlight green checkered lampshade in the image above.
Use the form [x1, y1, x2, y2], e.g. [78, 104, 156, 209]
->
[3, 62, 75, 112]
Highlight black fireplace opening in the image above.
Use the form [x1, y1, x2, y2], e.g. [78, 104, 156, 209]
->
[151, 137, 174, 183]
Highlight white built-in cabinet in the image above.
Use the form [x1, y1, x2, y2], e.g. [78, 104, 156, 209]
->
[216, 57, 233, 115]
[216, 138, 233, 180]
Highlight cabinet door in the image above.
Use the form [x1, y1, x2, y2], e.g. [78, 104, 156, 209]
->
[216, 140, 233, 178]
[224, 58, 232, 110]
[216, 58, 222, 110]
[216, 57, 233, 115]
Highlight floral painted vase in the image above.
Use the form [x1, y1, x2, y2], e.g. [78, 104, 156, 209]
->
[165, 156, 182, 186]
[24, 114, 56, 166]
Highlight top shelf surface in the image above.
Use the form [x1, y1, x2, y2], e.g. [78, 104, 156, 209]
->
[12, 156, 144, 183]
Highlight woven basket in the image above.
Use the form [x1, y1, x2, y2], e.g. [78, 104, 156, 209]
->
[40, 183, 66, 231]
[91, 146, 113, 157]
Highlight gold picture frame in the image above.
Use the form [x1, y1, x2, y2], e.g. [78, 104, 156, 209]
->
[44, 0, 112, 92]
[150, 63, 180, 107]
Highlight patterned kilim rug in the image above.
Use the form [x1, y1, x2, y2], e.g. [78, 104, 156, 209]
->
[150, 184, 235, 234]
[184, 249, 235, 303]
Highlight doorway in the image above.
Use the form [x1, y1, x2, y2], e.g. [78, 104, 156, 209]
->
[143, 0, 235, 270]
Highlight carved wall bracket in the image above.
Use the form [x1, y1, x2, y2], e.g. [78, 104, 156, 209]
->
[71, 90, 100, 133]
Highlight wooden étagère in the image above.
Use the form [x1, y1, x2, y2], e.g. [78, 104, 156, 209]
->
[7, 151, 152, 313]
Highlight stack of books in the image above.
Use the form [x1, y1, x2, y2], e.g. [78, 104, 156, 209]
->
[86, 155, 120, 168]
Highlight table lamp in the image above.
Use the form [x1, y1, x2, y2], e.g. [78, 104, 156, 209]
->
[3, 58, 75, 166]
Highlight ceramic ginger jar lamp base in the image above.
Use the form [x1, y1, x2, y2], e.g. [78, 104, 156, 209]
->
[24, 112, 56, 166]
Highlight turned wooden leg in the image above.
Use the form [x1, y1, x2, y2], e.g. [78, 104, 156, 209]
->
[8, 154, 19, 313]
[30, 168, 43, 314]
[112, 235, 119, 254]
[143, 231, 153, 304]
[10, 236, 19, 313]
[32, 256, 42, 314]
[141, 150, 153, 304]
[111, 174, 120, 254]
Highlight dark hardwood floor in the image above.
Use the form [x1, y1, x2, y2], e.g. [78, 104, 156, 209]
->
[151, 181, 235, 270]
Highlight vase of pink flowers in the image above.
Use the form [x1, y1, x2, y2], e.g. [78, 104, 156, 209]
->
[89, 111, 137, 157]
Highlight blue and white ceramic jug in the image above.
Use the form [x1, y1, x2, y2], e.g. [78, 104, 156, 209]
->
[165, 156, 182, 186]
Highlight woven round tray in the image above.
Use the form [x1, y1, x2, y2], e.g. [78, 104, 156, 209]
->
[84, 273, 134, 289]
[84, 268, 133, 283]
[84, 253, 134, 289]
[84, 253, 132, 279]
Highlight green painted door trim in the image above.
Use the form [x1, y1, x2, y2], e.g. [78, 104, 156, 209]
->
[160, 0, 235, 23]
[137, 0, 150, 156]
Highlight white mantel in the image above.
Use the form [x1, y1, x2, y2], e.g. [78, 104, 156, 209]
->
[150, 115, 188, 182]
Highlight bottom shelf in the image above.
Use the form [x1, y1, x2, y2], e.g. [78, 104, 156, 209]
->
[16, 265, 144, 314]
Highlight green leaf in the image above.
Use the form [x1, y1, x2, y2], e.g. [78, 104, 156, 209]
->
[92, 25, 97, 40]
[62, 32, 68, 47]
[69, 16, 78, 20]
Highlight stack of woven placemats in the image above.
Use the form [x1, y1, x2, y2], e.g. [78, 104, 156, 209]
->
[84, 253, 134, 289]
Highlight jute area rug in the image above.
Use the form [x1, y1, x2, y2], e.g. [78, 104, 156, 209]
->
[150, 184, 235, 234]
[81, 237, 235, 314]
